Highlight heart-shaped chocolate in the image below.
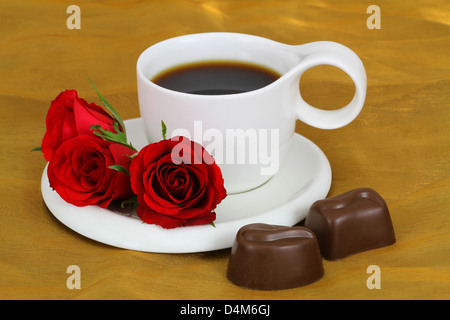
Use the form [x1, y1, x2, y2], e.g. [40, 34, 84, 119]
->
[227, 223, 324, 290]
[305, 188, 396, 260]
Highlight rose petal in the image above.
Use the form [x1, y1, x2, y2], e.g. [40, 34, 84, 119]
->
[172, 185, 215, 219]
[141, 166, 183, 214]
[129, 137, 226, 228]
[48, 135, 134, 208]
[73, 98, 115, 136]
[158, 165, 190, 202]
[136, 205, 216, 229]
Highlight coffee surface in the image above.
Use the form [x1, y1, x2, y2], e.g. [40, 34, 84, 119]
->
[151, 61, 280, 95]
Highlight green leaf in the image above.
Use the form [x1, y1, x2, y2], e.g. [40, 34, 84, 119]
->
[161, 120, 167, 140]
[120, 196, 139, 209]
[31, 146, 42, 152]
[91, 124, 137, 151]
[126, 152, 139, 160]
[210, 210, 216, 227]
[89, 77, 126, 136]
[108, 164, 130, 176]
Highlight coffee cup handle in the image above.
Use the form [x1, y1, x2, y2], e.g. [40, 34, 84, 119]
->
[287, 41, 367, 129]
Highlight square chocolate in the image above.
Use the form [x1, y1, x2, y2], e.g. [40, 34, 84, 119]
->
[305, 188, 396, 260]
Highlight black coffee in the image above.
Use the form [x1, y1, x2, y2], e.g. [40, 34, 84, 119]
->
[151, 61, 281, 95]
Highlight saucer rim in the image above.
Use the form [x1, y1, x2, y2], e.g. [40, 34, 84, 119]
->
[41, 118, 331, 253]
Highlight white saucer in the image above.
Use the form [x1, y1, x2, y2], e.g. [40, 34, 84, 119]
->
[41, 118, 332, 253]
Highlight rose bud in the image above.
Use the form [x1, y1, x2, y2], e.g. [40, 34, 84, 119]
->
[130, 136, 227, 229]
[47, 135, 136, 208]
[41, 89, 121, 161]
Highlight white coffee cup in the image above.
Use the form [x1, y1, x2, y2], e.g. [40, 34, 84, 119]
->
[137, 32, 366, 194]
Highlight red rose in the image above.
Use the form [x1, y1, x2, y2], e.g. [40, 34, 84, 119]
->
[41, 89, 121, 161]
[47, 135, 136, 208]
[130, 136, 227, 229]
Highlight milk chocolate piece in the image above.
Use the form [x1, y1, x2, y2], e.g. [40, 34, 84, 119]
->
[305, 188, 396, 260]
[227, 223, 324, 290]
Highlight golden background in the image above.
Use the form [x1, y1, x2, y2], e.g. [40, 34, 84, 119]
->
[0, 0, 448, 299]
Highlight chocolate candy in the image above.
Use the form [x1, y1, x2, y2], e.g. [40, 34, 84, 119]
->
[227, 223, 324, 290]
[305, 188, 396, 260]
